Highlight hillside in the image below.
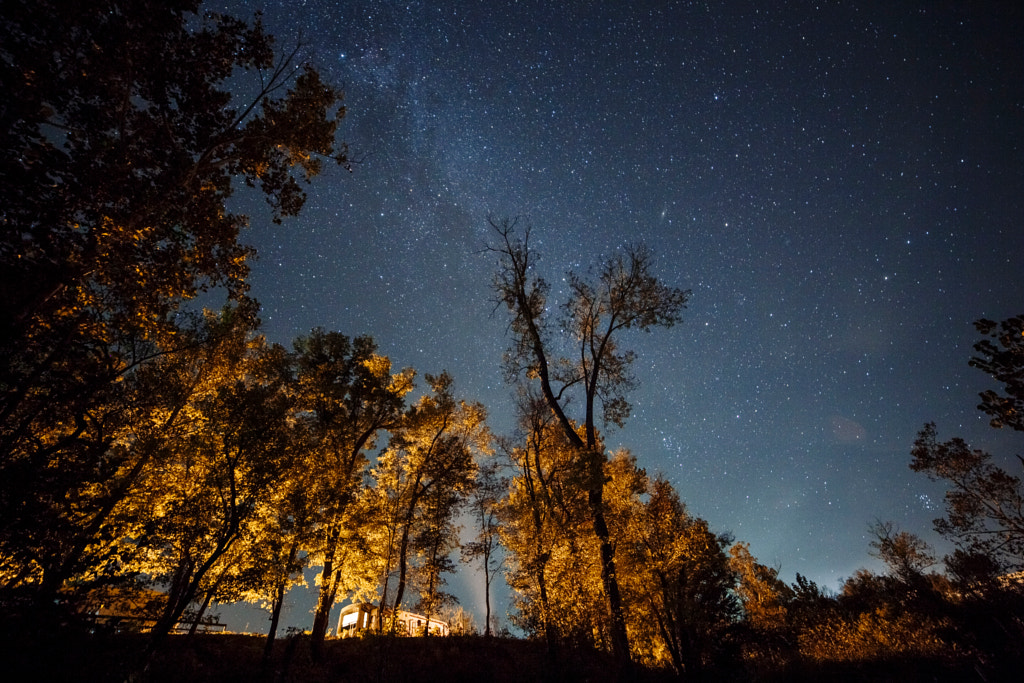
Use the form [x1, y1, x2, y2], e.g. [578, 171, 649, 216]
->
[1, 629, 984, 683]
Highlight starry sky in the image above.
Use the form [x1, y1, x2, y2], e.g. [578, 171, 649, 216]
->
[213, 0, 1023, 631]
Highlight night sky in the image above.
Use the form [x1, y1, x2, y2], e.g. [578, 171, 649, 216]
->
[214, 0, 1023, 631]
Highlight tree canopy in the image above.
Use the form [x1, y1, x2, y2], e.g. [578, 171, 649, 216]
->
[0, 0, 348, 617]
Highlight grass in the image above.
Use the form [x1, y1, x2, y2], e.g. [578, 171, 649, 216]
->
[1, 630, 679, 683]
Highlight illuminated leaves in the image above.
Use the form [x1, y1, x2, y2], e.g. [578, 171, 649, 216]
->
[489, 218, 689, 663]
[365, 373, 489, 630]
[290, 330, 412, 653]
[797, 604, 949, 664]
[0, 1, 345, 617]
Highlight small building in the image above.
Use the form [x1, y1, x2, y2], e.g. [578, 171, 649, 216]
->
[337, 602, 449, 638]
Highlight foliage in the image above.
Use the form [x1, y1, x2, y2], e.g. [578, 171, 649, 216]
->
[501, 424, 741, 676]
[291, 330, 413, 655]
[368, 373, 488, 633]
[867, 520, 937, 584]
[0, 0, 346, 615]
[911, 423, 1024, 572]
[906, 314, 1024, 576]
[617, 471, 740, 676]
[499, 392, 597, 650]
[125, 334, 296, 644]
[970, 315, 1024, 432]
[488, 217, 689, 664]
[796, 603, 949, 664]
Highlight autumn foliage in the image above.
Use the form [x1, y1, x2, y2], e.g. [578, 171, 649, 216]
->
[1, 3, 1022, 682]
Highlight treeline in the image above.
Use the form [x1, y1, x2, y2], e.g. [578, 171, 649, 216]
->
[2, 2, 1023, 681]
[488, 214, 1024, 679]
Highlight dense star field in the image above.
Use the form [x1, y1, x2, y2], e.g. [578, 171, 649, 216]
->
[212, 1, 1023, 627]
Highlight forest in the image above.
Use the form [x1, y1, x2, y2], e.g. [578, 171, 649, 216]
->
[1, 2, 1022, 681]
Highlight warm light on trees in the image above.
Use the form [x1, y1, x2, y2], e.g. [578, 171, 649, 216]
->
[129, 336, 294, 650]
[499, 391, 595, 654]
[0, 0, 348, 619]
[615, 468, 739, 675]
[369, 373, 488, 634]
[488, 217, 689, 665]
[292, 330, 413, 657]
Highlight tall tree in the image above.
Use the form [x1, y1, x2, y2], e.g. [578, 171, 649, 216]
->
[911, 423, 1024, 572]
[499, 390, 593, 654]
[413, 481, 463, 635]
[372, 373, 487, 632]
[131, 337, 294, 652]
[488, 217, 689, 664]
[226, 417, 315, 663]
[293, 331, 413, 657]
[462, 456, 507, 637]
[0, 0, 347, 609]
[0, 304, 257, 604]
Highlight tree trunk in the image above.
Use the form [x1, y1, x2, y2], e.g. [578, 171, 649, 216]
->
[389, 481, 423, 633]
[310, 565, 338, 659]
[483, 548, 492, 638]
[587, 460, 631, 668]
[187, 583, 216, 637]
[310, 527, 341, 659]
[263, 543, 297, 665]
[390, 522, 412, 633]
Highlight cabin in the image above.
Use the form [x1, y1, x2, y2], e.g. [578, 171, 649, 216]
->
[337, 602, 449, 638]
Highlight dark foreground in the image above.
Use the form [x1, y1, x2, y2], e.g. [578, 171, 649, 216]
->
[0, 629, 996, 683]
[0, 631, 669, 683]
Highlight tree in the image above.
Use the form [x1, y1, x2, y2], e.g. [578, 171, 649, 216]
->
[729, 543, 791, 634]
[369, 373, 487, 634]
[617, 470, 739, 675]
[488, 217, 689, 664]
[909, 314, 1024, 574]
[728, 542, 794, 669]
[970, 315, 1024, 432]
[0, 304, 257, 605]
[129, 337, 295, 654]
[461, 456, 507, 637]
[227, 420, 315, 663]
[911, 423, 1024, 572]
[499, 390, 594, 654]
[904, 313, 1024, 676]
[292, 331, 412, 657]
[0, 0, 347, 610]
[867, 520, 936, 584]
[412, 483, 463, 635]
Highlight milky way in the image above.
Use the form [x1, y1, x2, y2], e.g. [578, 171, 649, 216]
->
[214, 0, 1023, 629]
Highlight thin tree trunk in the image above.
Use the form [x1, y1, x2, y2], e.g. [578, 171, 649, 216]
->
[483, 547, 492, 638]
[263, 543, 297, 664]
[187, 583, 216, 636]
[310, 565, 338, 659]
[390, 522, 412, 633]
